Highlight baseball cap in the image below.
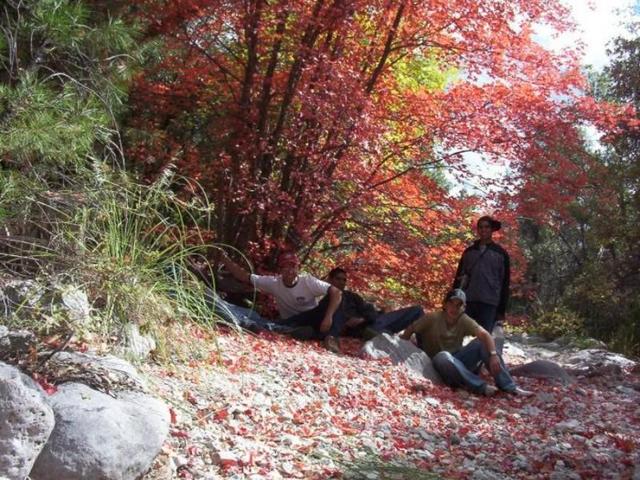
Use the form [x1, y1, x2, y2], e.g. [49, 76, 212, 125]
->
[445, 289, 466, 304]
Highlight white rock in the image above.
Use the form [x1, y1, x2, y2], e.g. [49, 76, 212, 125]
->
[210, 449, 239, 467]
[554, 419, 581, 433]
[361, 333, 443, 384]
[122, 323, 156, 361]
[414, 448, 434, 460]
[30, 383, 169, 480]
[0, 362, 55, 480]
[61, 286, 91, 325]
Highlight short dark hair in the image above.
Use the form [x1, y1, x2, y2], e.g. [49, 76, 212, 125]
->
[477, 215, 501, 231]
[328, 267, 347, 278]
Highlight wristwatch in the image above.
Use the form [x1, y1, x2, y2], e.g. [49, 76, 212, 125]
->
[489, 350, 497, 356]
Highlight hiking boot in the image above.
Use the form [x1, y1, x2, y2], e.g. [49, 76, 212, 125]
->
[323, 336, 341, 354]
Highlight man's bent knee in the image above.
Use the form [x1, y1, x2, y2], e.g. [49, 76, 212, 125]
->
[432, 351, 454, 368]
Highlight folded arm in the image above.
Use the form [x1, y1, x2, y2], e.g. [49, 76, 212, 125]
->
[319, 286, 343, 333]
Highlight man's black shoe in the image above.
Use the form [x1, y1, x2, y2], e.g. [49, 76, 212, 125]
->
[289, 326, 317, 340]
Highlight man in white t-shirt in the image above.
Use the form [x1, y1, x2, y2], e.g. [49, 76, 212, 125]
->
[220, 251, 344, 352]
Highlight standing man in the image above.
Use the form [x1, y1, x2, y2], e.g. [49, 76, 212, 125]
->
[327, 267, 424, 338]
[219, 251, 344, 352]
[401, 289, 531, 396]
[453, 215, 510, 333]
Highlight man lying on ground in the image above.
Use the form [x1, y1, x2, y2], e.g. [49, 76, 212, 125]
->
[401, 289, 532, 397]
[184, 256, 291, 335]
[327, 267, 424, 339]
[219, 251, 344, 353]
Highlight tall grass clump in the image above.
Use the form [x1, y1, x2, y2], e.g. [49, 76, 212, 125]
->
[69, 165, 223, 354]
[0, 162, 229, 361]
[1, 1, 231, 359]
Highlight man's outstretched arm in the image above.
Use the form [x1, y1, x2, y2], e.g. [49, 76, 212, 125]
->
[219, 253, 252, 284]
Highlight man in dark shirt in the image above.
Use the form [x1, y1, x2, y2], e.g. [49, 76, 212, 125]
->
[327, 268, 424, 338]
[453, 215, 510, 333]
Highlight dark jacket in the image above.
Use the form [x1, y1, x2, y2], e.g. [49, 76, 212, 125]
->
[341, 290, 379, 324]
[453, 240, 510, 316]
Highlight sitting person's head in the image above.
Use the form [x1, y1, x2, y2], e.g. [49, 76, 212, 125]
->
[327, 267, 347, 291]
[443, 288, 466, 319]
[277, 251, 300, 286]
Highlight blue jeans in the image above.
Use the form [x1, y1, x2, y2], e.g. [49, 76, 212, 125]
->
[432, 339, 516, 394]
[371, 306, 424, 333]
[206, 288, 298, 334]
[283, 294, 346, 339]
[466, 301, 498, 333]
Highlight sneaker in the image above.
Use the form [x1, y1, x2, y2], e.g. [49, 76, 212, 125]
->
[508, 387, 534, 397]
[323, 336, 341, 354]
[482, 385, 498, 397]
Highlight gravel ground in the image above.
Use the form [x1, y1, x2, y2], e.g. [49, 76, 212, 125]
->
[141, 329, 640, 480]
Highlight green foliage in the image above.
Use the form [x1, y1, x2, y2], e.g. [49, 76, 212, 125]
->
[562, 265, 640, 354]
[0, 0, 225, 358]
[69, 166, 217, 331]
[520, 22, 640, 357]
[608, 304, 640, 357]
[30, 0, 90, 48]
[392, 54, 456, 92]
[0, 74, 112, 167]
[0, 0, 144, 171]
[1, 164, 224, 355]
[531, 305, 584, 341]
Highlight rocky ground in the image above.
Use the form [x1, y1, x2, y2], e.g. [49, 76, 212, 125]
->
[141, 329, 640, 480]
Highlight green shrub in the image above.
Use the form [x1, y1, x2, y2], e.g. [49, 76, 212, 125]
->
[531, 306, 585, 341]
[607, 300, 640, 357]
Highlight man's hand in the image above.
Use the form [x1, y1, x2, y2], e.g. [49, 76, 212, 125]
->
[489, 354, 501, 376]
[319, 315, 333, 333]
[217, 251, 251, 284]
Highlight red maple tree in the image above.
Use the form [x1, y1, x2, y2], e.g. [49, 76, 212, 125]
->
[126, 0, 614, 306]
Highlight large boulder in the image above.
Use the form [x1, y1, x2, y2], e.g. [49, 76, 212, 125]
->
[0, 362, 55, 480]
[0, 279, 92, 327]
[563, 349, 636, 377]
[30, 383, 170, 480]
[509, 360, 574, 384]
[362, 333, 443, 384]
